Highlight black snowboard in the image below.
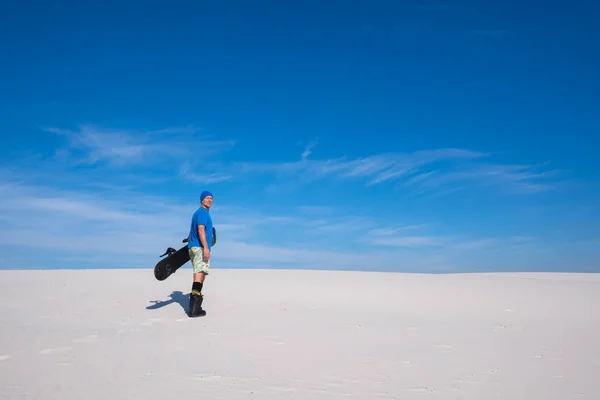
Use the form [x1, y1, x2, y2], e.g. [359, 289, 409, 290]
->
[153, 243, 190, 281]
[154, 227, 216, 281]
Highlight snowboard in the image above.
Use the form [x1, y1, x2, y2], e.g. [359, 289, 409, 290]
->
[153, 227, 216, 281]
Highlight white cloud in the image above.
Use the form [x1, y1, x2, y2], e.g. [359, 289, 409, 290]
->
[301, 140, 317, 160]
[402, 162, 562, 194]
[29, 124, 568, 198]
[364, 224, 445, 248]
[368, 225, 430, 236]
[453, 238, 499, 250]
[368, 235, 443, 247]
[1, 174, 593, 272]
[227, 147, 567, 196]
[0, 123, 587, 272]
[231, 148, 485, 187]
[0, 177, 461, 271]
[44, 124, 235, 167]
[179, 161, 233, 184]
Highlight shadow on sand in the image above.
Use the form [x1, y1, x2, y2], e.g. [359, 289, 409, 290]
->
[147, 290, 189, 314]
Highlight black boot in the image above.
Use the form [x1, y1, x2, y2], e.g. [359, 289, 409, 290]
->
[188, 292, 206, 317]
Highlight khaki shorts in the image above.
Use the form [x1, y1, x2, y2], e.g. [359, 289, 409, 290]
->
[189, 246, 210, 274]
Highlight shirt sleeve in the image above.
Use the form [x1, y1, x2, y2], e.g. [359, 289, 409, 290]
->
[195, 210, 208, 227]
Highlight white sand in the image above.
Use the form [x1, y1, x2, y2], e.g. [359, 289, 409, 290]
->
[1, 268, 599, 399]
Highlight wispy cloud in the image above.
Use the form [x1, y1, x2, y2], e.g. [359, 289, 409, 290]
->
[0, 185, 182, 265]
[0, 173, 595, 272]
[367, 224, 443, 248]
[402, 162, 562, 195]
[300, 139, 318, 160]
[179, 161, 233, 184]
[0, 167, 458, 272]
[369, 235, 443, 247]
[0, 179, 442, 271]
[30, 125, 567, 198]
[235, 148, 485, 184]
[44, 124, 235, 167]
[368, 224, 430, 237]
[453, 238, 499, 250]
[0, 123, 589, 272]
[230, 147, 565, 196]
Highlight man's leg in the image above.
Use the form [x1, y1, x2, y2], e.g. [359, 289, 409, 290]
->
[192, 271, 205, 300]
[194, 271, 205, 283]
[189, 247, 210, 317]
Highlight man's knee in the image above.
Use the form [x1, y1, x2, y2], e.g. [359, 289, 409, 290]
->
[194, 271, 206, 282]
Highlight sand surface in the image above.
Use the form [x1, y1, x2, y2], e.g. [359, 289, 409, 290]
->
[1, 268, 599, 399]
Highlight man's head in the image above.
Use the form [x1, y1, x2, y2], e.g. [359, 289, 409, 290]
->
[200, 191, 213, 209]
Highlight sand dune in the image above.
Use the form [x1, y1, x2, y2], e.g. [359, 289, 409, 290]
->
[1, 268, 599, 399]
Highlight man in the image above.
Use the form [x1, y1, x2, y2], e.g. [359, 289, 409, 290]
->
[187, 190, 214, 317]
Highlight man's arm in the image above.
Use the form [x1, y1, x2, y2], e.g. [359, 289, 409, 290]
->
[197, 225, 210, 257]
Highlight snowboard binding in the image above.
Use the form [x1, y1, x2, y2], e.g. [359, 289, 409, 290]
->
[159, 247, 178, 258]
[159, 236, 190, 258]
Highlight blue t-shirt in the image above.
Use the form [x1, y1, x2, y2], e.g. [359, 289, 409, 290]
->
[188, 207, 213, 250]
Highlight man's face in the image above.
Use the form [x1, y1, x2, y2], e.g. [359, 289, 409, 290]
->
[202, 195, 213, 209]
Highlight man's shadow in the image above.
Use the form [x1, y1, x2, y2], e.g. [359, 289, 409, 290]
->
[146, 290, 189, 314]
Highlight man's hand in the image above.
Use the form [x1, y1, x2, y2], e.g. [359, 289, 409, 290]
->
[198, 225, 210, 260]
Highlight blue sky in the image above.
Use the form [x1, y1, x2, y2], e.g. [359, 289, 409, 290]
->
[1, 0, 599, 272]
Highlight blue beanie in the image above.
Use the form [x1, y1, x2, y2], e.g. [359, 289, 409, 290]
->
[200, 191, 213, 202]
